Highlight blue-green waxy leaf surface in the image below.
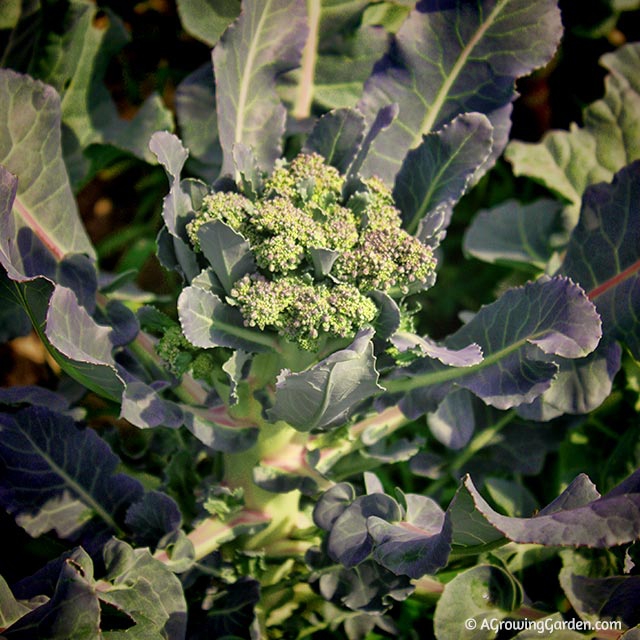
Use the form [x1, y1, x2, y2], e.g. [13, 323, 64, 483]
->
[391, 276, 601, 417]
[506, 43, 640, 222]
[393, 112, 493, 237]
[0, 406, 142, 539]
[328, 493, 402, 568]
[0, 71, 94, 281]
[464, 199, 564, 269]
[149, 131, 197, 239]
[449, 471, 640, 551]
[179, 284, 277, 352]
[516, 341, 622, 421]
[4, 540, 187, 639]
[560, 161, 640, 359]
[269, 329, 383, 431]
[433, 564, 522, 640]
[302, 108, 366, 174]
[213, 0, 308, 175]
[175, 63, 223, 182]
[357, 0, 563, 184]
[45, 285, 125, 402]
[197, 220, 256, 294]
[368, 494, 451, 579]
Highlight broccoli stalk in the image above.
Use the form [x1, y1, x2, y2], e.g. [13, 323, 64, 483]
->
[167, 153, 437, 560]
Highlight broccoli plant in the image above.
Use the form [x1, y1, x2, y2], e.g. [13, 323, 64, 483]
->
[1, 0, 640, 638]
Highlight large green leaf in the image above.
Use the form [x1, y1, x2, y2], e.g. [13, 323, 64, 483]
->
[0, 71, 94, 281]
[358, 0, 562, 184]
[560, 161, 640, 358]
[387, 276, 601, 416]
[268, 329, 382, 431]
[176, 0, 241, 46]
[506, 43, 640, 224]
[213, 0, 308, 175]
[434, 565, 522, 640]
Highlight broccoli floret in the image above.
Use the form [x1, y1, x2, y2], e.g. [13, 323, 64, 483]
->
[187, 152, 436, 350]
[186, 191, 253, 250]
[157, 325, 193, 375]
[230, 274, 377, 351]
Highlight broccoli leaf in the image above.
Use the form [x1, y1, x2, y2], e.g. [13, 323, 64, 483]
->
[213, 0, 308, 175]
[279, 1, 384, 116]
[178, 284, 278, 352]
[175, 63, 223, 182]
[197, 220, 256, 295]
[368, 494, 451, 578]
[393, 112, 493, 237]
[2, 2, 173, 188]
[433, 565, 522, 640]
[560, 160, 640, 359]
[0, 71, 94, 281]
[45, 286, 125, 402]
[149, 131, 199, 240]
[176, 0, 241, 46]
[389, 276, 601, 416]
[358, 0, 562, 184]
[303, 108, 366, 174]
[269, 329, 383, 431]
[0, 406, 142, 539]
[464, 199, 564, 270]
[4, 541, 187, 639]
[449, 471, 640, 550]
[516, 342, 622, 421]
[506, 43, 640, 223]
[328, 493, 402, 568]
[559, 551, 640, 628]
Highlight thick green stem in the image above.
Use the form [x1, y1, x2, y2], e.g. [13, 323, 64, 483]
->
[223, 421, 308, 549]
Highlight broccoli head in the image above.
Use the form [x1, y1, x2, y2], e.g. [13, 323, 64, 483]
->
[187, 152, 436, 350]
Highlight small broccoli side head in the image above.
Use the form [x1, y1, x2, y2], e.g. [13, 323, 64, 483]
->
[187, 153, 436, 350]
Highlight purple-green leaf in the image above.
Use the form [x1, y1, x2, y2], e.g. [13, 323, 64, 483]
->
[328, 493, 402, 568]
[0, 406, 142, 538]
[302, 108, 366, 174]
[213, 0, 308, 175]
[178, 284, 278, 352]
[0, 72, 94, 281]
[45, 285, 125, 401]
[388, 276, 601, 416]
[560, 161, 640, 359]
[393, 112, 493, 237]
[368, 494, 451, 578]
[269, 329, 383, 431]
[150, 131, 199, 240]
[454, 471, 640, 548]
[197, 220, 256, 294]
[358, 0, 562, 184]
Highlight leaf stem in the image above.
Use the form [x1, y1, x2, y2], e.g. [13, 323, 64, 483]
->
[292, 0, 321, 119]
